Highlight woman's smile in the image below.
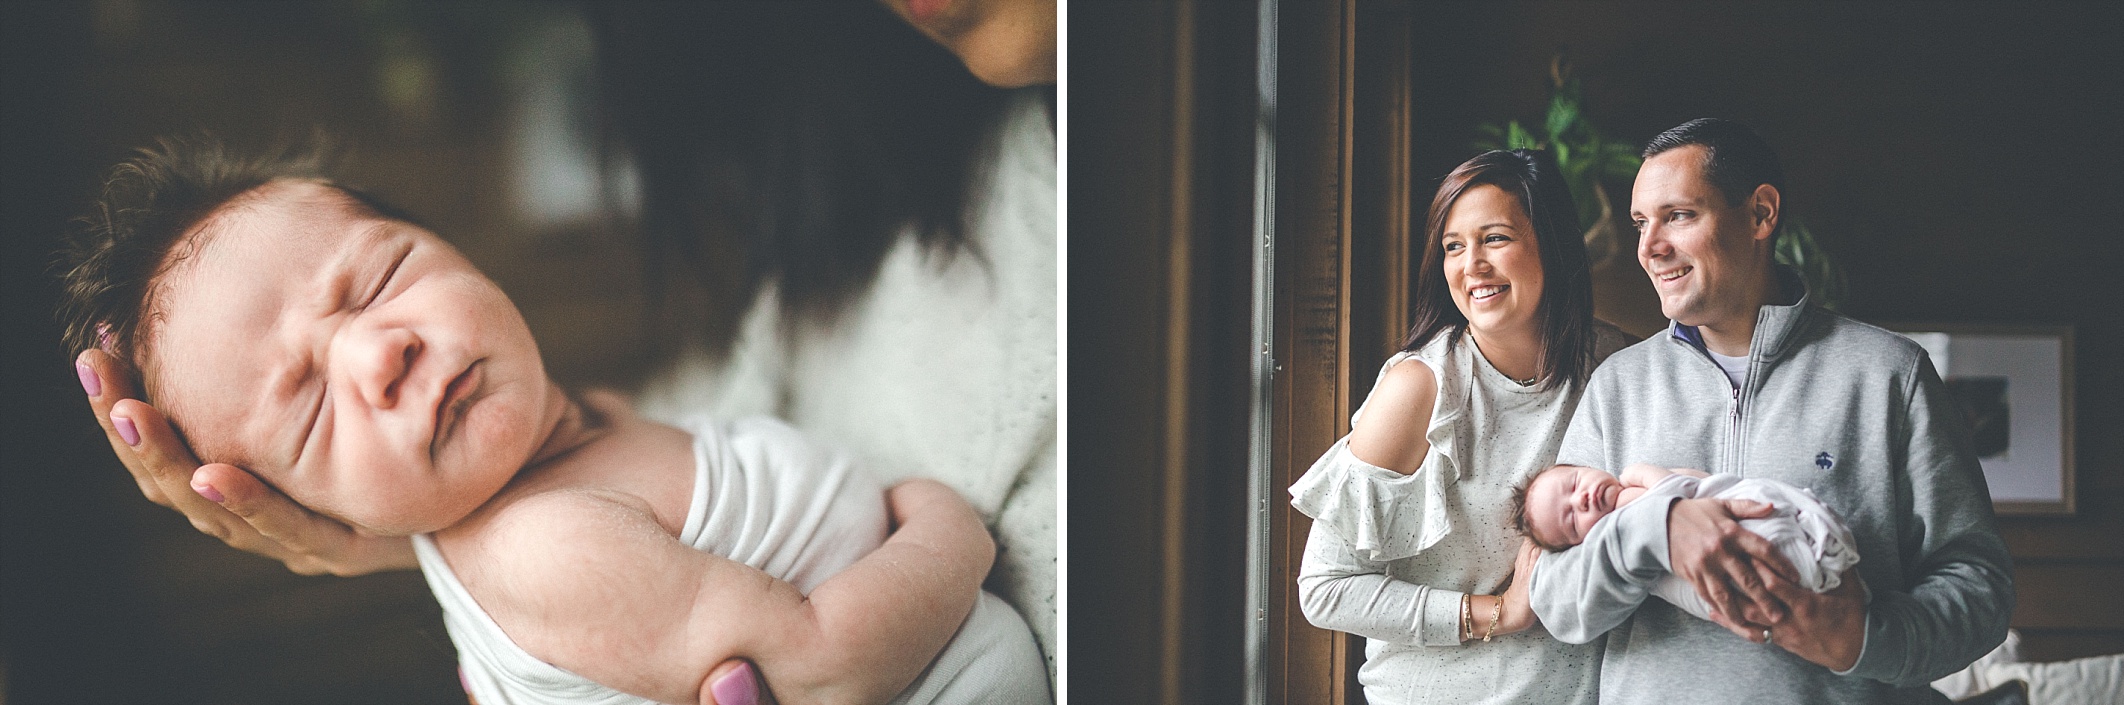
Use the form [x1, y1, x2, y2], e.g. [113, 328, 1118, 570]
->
[1469, 283, 1510, 302]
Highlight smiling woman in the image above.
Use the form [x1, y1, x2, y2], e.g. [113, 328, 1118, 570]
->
[1285, 149, 1634, 705]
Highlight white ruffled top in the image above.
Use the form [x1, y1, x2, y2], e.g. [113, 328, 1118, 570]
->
[1289, 324, 1628, 705]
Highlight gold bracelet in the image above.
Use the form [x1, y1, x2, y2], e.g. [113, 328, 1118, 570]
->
[1483, 594, 1503, 642]
[1460, 593, 1473, 642]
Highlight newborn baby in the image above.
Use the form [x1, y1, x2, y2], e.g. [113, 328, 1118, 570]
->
[1510, 463, 1862, 643]
[58, 142, 1047, 705]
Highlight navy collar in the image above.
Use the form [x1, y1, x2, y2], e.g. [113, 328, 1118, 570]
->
[1664, 265, 1813, 359]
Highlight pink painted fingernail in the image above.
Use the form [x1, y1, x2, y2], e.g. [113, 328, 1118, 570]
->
[77, 362, 101, 397]
[97, 323, 114, 352]
[193, 482, 225, 504]
[113, 414, 139, 446]
[710, 662, 759, 705]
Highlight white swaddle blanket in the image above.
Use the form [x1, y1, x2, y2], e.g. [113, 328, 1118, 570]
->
[1640, 473, 1863, 620]
[413, 416, 1049, 705]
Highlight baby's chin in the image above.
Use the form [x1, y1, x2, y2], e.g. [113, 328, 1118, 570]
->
[334, 494, 486, 536]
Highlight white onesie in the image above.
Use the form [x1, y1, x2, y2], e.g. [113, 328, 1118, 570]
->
[1626, 472, 1864, 621]
[412, 416, 1050, 705]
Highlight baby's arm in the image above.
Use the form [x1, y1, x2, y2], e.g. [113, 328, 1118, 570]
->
[1619, 463, 1710, 487]
[1617, 464, 1709, 506]
[466, 478, 990, 705]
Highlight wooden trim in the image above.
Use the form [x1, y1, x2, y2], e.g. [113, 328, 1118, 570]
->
[1350, 1, 1417, 380]
[1160, 1, 1199, 702]
[1267, 1, 1359, 702]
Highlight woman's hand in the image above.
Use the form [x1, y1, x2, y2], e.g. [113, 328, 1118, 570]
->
[699, 660, 778, 705]
[77, 349, 415, 575]
[1495, 538, 1543, 635]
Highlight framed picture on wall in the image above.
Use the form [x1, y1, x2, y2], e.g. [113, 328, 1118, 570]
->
[1886, 323, 2077, 516]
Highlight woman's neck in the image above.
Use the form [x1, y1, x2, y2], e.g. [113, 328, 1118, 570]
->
[1468, 323, 1543, 384]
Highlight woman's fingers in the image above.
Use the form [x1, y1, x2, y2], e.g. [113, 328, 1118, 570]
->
[99, 402, 315, 564]
[107, 398, 218, 514]
[195, 465, 326, 553]
[76, 351, 415, 575]
[1511, 538, 1541, 581]
[200, 464, 417, 575]
[702, 659, 775, 705]
[79, 350, 171, 505]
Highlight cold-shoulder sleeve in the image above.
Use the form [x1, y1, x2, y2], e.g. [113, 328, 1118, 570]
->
[1288, 353, 1463, 562]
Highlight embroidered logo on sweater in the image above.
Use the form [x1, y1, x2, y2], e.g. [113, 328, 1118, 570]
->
[1815, 452, 1835, 470]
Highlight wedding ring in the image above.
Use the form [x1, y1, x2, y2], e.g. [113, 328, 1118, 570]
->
[1762, 628, 1774, 646]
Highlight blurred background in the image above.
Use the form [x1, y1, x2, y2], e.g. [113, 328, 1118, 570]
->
[1072, 0, 2124, 701]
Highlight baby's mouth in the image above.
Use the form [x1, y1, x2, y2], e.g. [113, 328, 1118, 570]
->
[431, 361, 482, 455]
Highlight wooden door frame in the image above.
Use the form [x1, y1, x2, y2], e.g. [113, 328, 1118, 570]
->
[1256, 1, 1417, 702]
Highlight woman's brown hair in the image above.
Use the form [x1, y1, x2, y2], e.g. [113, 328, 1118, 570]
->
[1398, 149, 1595, 391]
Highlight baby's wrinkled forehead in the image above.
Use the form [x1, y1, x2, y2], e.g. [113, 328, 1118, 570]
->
[136, 180, 393, 474]
[142, 180, 378, 322]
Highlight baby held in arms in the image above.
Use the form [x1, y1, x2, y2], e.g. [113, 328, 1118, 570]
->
[58, 140, 1047, 705]
[1510, 463, 1862, 642]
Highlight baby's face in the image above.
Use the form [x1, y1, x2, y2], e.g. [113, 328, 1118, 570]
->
[1525, 465, 1625, 547]
[145, 179, 560, 535]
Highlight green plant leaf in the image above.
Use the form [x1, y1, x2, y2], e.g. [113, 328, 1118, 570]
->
[1545, 96, 1581, 143]
[1507, 121, 1537, 150]
[1772, 219, 1844, 310]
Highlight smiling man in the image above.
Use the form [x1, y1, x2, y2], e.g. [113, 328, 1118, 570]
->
[1525, 118, 2014, 703]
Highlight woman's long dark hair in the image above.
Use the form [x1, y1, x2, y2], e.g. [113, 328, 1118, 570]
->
[588, 0, 1009, 353]
[1399, 149, 1595, 392]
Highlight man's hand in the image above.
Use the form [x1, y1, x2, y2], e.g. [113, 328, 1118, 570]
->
[1755, 567, 1867, 671]
[1666, 497, 1795, 630]
[78, 349, 415, 575]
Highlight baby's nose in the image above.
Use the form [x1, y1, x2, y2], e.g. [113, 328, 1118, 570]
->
[347, 327, 421, 409]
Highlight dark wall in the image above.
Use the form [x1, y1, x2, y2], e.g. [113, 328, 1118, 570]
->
[1069, 0, 1259, 700]
[1399, 0, 2124, 661]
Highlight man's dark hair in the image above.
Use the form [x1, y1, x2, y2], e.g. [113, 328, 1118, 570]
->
[54, 133, 405, 399]
[1641, 117, 1785, 209]
[1401, 149, 1596, 393]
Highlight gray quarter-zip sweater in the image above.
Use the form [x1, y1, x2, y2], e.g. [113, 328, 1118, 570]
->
[1529, 268, 2013, 704]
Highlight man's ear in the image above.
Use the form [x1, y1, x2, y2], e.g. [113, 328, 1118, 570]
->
[1749, 183, 1781, 243]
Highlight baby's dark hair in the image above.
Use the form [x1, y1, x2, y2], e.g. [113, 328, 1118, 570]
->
[1509, 467, 1573, 552]
[55, 133, 411, 401]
